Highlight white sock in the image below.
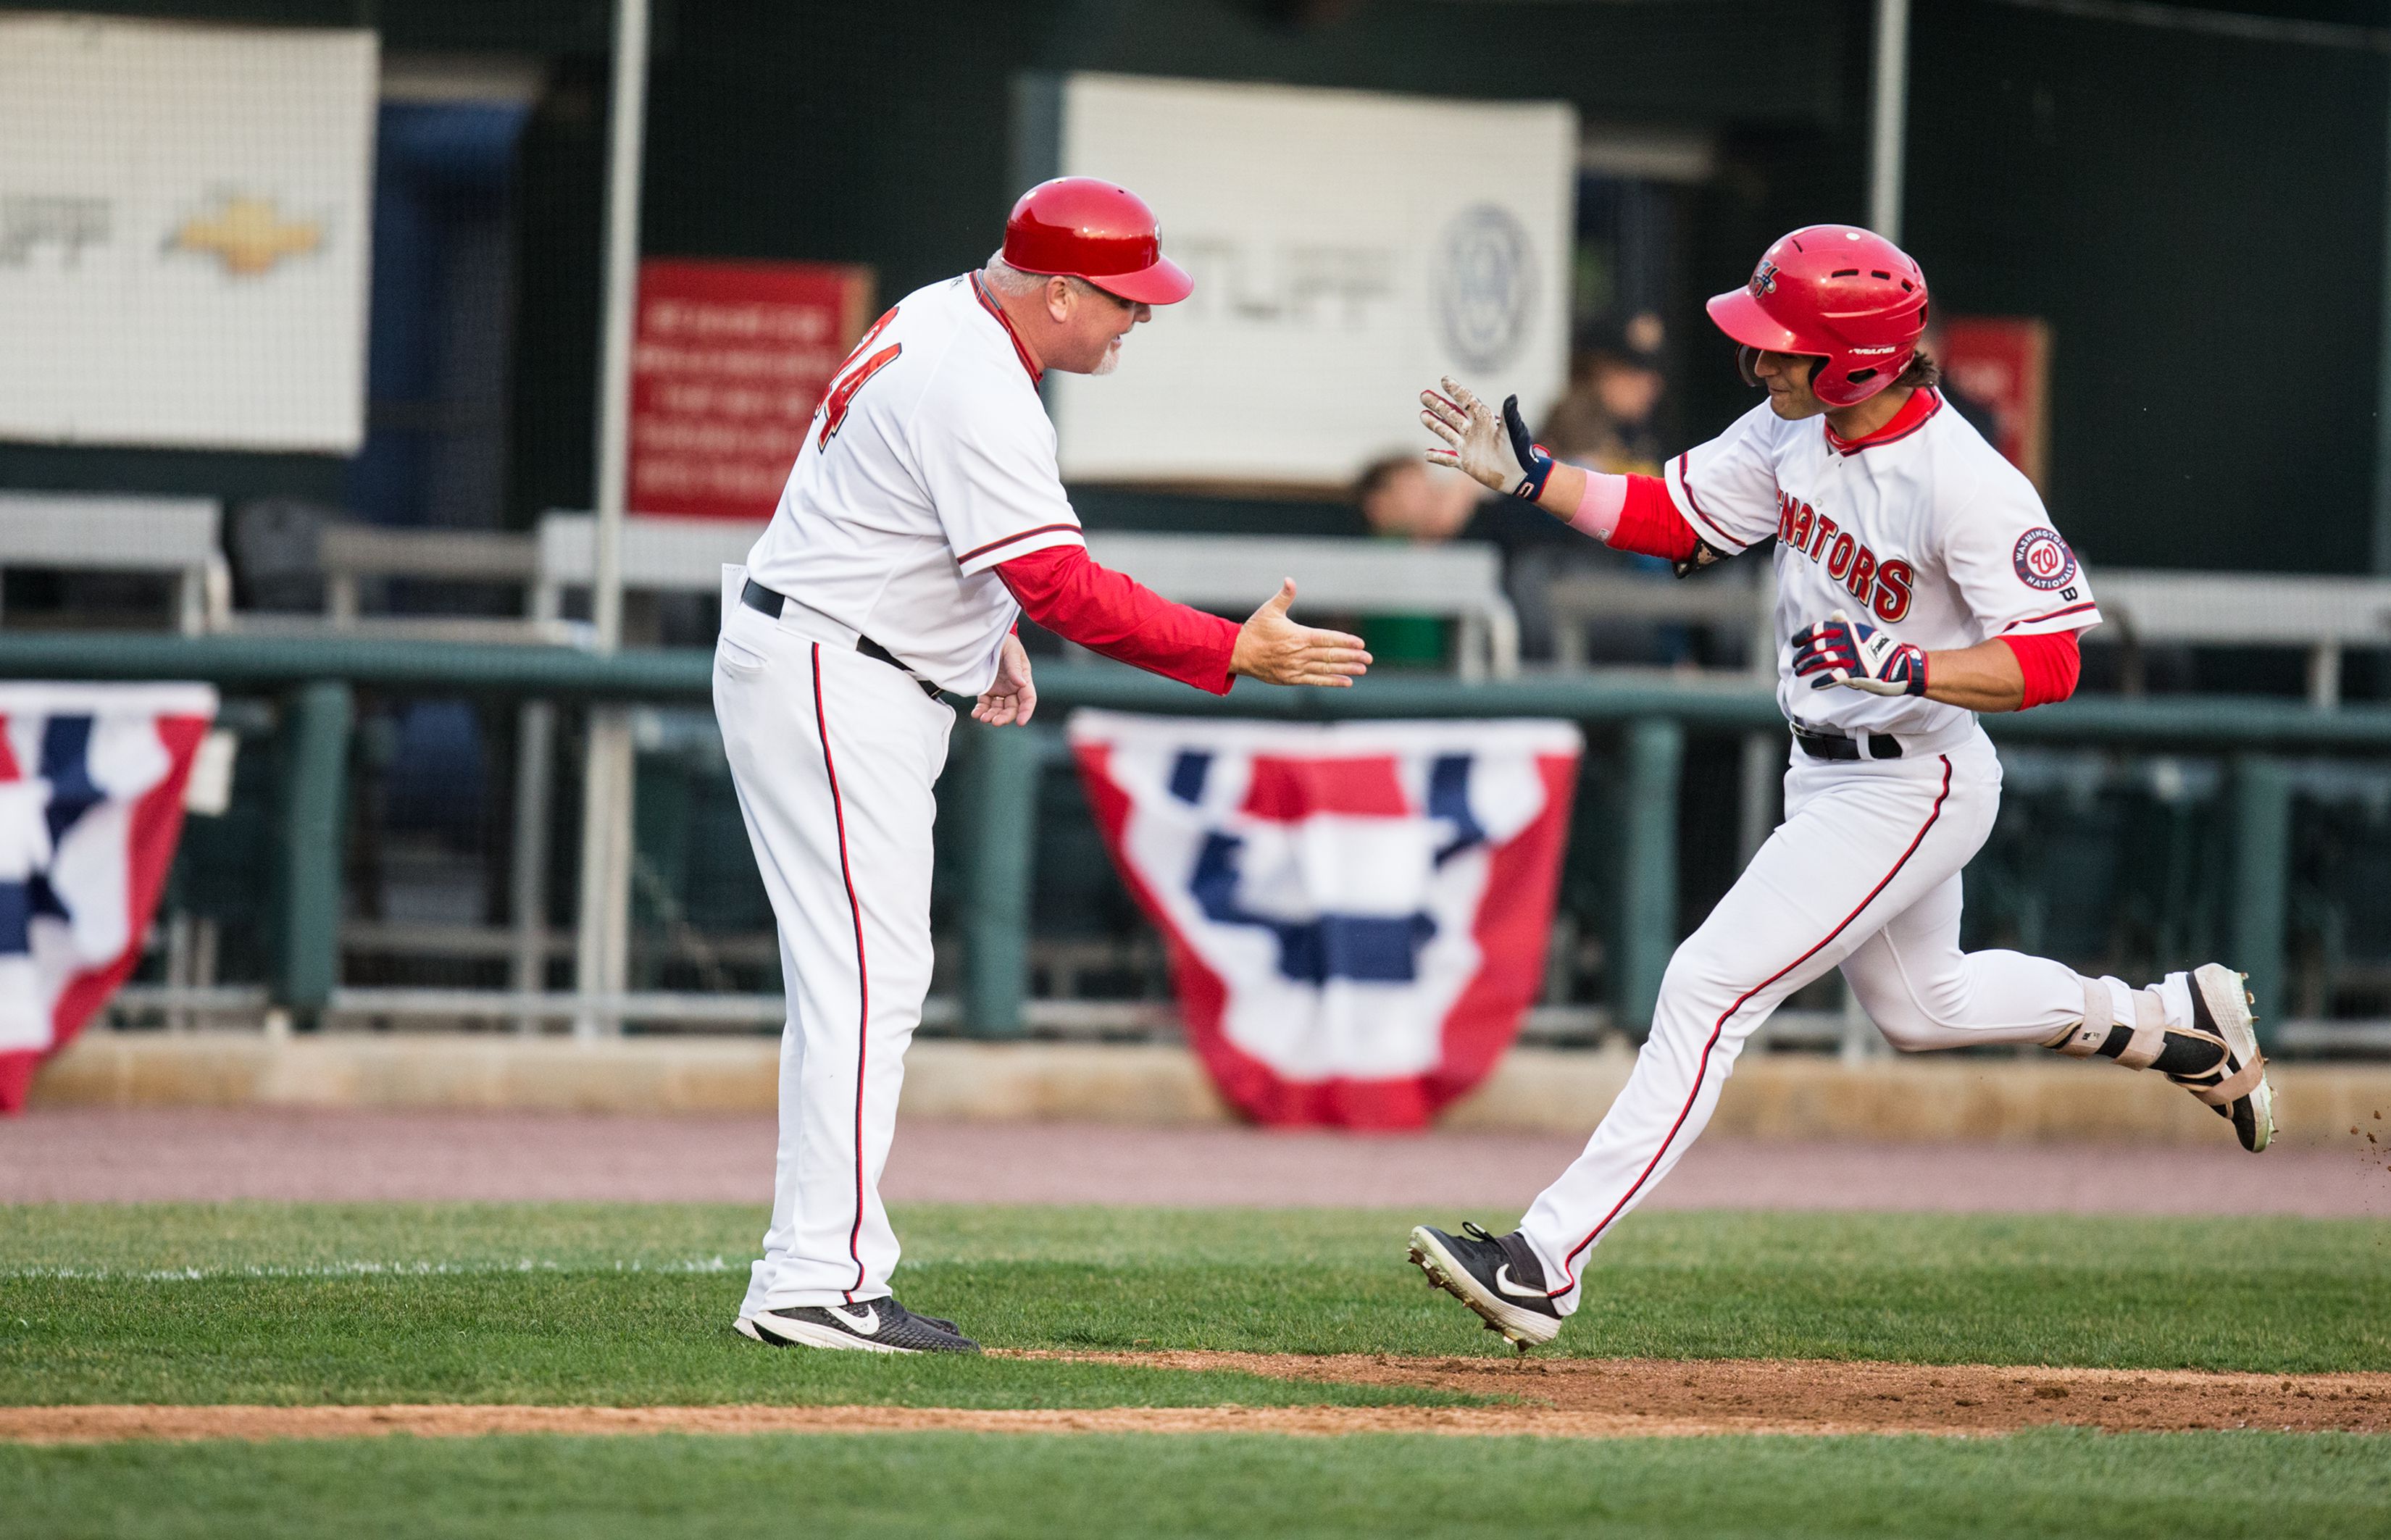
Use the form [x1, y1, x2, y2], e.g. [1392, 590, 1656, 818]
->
[2092, 973, 2192, 1032]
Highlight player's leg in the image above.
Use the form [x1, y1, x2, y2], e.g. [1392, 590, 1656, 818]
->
[1837, 871, 2082, 1051]
[1843, 845, 2273, 1152]
[1414, 742, 2000, 1342]
[716, 623, 956, 1335]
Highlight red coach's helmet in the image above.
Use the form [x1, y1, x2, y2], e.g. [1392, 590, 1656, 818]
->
[1002, 177, 1193, 306]
[1705, 225, 1928, 406]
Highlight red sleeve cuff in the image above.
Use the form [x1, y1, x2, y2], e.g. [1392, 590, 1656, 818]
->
[998, 545, 1239, 695]
[1998, 629, 2081, 709]
[1610, 474, 1700, 562]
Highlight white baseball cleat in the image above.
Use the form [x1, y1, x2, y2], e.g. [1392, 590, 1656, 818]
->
[2050, 963, 2274, 1153]
[2183, 963, 2274, 1154]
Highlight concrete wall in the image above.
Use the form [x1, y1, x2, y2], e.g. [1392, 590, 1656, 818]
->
[30, 1033, 2389, 1147]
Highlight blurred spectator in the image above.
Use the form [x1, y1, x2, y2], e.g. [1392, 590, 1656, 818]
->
[228, 499, 338, 613]
[1921, 317, 2000, 443]
[1518, 311, 1682, 664]
[1345, 455, 1485, 666]
[1538, 312, 1668, 475]
[1356, 455, 1480, 543]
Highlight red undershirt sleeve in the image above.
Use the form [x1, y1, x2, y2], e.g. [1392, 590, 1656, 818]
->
[996, 545, 1240, 696]
[1606, 474, 1701, 562]
[1997, 630, 2082, 709]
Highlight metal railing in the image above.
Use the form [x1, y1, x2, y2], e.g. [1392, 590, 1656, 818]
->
[7, 630, 2390, 1053]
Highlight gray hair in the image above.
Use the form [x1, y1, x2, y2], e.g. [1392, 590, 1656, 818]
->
[982, 256, 1112, 303]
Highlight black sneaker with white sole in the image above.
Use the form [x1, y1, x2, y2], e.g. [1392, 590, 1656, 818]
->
[2050, 963, 2274, 1154]
[1407, 1222, 1564, 1350]
[2185, 963, 2274, 1154]
[735, 1297, 980, 1355]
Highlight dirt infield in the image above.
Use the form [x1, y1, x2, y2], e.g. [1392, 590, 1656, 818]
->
[1024, 1352, 2391, 1434]
[8, 1110, 2388, 1213]
[8, 1357, 2387, 1443]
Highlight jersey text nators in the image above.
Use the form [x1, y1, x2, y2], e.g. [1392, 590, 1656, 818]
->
[1664, 388, 2101, 736]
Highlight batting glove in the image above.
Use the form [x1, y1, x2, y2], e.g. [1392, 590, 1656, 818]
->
[1420, 376, 1555, 501]
[1790, 609, 1929, 697]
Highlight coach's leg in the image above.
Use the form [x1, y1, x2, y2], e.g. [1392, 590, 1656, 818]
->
[719, 630, 948, 1313]
[1516, 744, 1997, 1313]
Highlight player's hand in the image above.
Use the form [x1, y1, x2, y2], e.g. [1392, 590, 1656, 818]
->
[1230, 579, 1372, 688]
[972, 632, 1038, 725]
[1419, 376, 1555, 501]
[1790, 609, 1929, 697]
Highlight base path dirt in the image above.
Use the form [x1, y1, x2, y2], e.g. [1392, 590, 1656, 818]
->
[9, 1358, 2390, 1444]
[1014, 1352, 2391, 1436]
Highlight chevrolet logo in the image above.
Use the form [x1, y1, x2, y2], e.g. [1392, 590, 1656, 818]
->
[167, 193, 322, 277]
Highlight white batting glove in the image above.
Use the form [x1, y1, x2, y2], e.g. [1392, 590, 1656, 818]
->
[1419, 377, 1556, 501]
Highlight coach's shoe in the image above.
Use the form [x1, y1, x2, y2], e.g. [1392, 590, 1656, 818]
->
[735, 1297, 981, 1355]
[1406, 1223, 1563, 1351]
[2049, 963, 2274, 1153]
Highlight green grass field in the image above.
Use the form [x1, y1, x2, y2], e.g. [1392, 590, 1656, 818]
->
[5, 1201, 2390, 1537]
[8, 1429, 2390, 1540]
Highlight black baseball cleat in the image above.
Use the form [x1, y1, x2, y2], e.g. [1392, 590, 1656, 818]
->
[735, 1297, 980, 1354]
[1407, 1222, 1564, 1350]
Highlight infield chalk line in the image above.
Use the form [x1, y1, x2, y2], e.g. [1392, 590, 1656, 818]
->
[1, 1257, 740, 1281]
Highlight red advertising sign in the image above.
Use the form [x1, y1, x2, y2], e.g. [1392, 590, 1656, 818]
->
[628, 259, 875, 519]
[1937, 317, 2050, 489]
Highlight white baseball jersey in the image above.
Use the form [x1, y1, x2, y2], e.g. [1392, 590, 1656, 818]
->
[743, 272, 1087, 694]
[1663, 388, 2101, 737]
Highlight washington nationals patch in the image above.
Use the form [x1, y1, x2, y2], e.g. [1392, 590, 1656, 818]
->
[2012, 527, 2077, 590]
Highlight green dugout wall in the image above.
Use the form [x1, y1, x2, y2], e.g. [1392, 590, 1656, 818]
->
[9, 0, 2386, 595]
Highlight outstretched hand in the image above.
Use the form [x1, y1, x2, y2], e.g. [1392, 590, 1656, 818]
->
[972, 632, 1038, 724]
[1230, 579, 1372, 688]
[1419, 375, 1554, 501]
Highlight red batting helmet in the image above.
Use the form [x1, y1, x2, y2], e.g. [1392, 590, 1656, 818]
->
[1001, 177, 1193, 306]
[1705, 225, 1928, 407]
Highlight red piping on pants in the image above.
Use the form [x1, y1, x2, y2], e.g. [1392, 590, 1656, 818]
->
[811, 644, 872, 1302]
[1551, 753, 1956, 1294]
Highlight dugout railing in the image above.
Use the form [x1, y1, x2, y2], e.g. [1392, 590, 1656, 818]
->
[4, 631, 2388, 1055]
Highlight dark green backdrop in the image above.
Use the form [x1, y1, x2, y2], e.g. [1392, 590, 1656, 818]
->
[1, 0, 2383, 575]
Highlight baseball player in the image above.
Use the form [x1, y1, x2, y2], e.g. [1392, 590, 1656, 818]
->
[1408, 225, 2273, 1350]
[717, 177, 1370, 1355]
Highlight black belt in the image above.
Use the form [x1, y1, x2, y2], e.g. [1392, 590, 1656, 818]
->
[1793, 725, 1903, 762]
[740, 579, 941, 700]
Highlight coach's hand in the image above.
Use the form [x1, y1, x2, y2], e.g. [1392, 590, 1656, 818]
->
[1231, 579, 1372, 688]
[972, 632, 1038, 725]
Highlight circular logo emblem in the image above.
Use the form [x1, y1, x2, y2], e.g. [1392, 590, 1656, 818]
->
[1434, 205, 1537, 373]
[2011, 527, 2077, 590]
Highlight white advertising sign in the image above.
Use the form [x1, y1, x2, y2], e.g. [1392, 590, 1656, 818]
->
[1047, 75, 1574, 488]
[0, 17, 377, 451]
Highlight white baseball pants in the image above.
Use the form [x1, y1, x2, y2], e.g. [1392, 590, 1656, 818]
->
[1519, 726, 2087, 1312]
[714, 573, 953, 1313]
